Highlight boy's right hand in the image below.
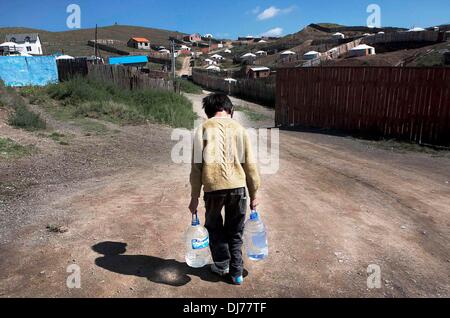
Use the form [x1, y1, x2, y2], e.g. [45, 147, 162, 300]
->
[250, 198, 259, 211]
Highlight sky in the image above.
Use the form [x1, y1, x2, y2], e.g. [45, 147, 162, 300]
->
[0, 0, 449, 38]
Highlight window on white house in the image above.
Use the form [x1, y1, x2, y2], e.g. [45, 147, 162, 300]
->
[27, 46, 32, 52]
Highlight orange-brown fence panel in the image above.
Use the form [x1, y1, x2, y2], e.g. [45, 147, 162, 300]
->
[276, 67, 450, 146]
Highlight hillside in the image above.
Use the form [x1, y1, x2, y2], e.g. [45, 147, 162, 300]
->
[0, 25, 187, 57]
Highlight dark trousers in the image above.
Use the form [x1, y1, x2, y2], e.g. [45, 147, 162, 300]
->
[204, 187, 247, 277]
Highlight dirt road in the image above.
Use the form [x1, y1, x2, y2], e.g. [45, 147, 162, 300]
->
[177, 56, 192, 77]
[0, 92, 449, 297]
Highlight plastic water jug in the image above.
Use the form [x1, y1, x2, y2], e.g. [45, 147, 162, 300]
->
[185, 212, 210, 268]
[244, 210, 268, 261]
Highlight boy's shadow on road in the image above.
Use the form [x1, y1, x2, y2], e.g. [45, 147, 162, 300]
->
[92, 241, 228, 287]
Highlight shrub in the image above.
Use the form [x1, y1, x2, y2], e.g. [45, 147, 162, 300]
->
[8, 104, 47, 131]
[45, 78, 197, 128]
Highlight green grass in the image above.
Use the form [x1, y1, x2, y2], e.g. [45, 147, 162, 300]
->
[235, 106, 270, 122]
[0, 138, 33, 159]
[415, 53, 445, 67]
[0, 82, 47, 131]
[175, 79, 203, 94]
[43, 77, 197, 128]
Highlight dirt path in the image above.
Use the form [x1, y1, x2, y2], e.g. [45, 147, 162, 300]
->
[0, 93, 449, 297]
[177, 56, 192, 77]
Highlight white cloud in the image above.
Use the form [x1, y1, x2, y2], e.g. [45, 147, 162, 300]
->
[258, 6, 281, 20]
[261, 27, 283, 37]
[257, 5, 296, 21]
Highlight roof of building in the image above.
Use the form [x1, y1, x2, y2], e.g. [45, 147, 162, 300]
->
[256, 50, 266, 54]
[206, 65, 220, 71]
[281, 50, 296, 55]
[304, 50, 320, 56]
[350, 44, 375, 51]
[0, 42, 19, 47]
[242, 53, 256, 58]
[5, 33, 39, 43]
[109, 55, 148, 65]
[250, 67, 270, 72]
[130, 37, 150, 43]
[56, 55, 75, 60]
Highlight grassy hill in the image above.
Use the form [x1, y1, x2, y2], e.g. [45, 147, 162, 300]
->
[0, 25, 186, 57]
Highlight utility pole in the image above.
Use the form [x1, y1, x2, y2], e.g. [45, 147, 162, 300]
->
[94, 24, 98, 62]
[171, 39, 176, 79]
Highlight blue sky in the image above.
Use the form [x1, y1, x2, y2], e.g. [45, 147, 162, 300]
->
[0, 0, 449, 38]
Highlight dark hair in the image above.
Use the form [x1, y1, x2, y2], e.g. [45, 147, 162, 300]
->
[202, 93, 234, 118]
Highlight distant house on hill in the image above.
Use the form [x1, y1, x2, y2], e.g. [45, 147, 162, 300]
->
[332, 32, 345, 39]
[248, 66, 271, 79]
[5, 33, 42, 55]
[349, 44, 376, 57]
[127, 37, 151, 50]
[303, 51, 320, 60]
[184, 33, 202, 43]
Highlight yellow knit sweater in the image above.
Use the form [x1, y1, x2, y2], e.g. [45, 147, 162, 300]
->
[190, 117, 260, 199]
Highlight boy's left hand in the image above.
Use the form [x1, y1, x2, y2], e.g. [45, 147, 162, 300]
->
[188, 197, 199, 214]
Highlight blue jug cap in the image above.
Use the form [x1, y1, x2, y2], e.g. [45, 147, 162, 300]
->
[250, 210, 259, 220]
[192, 212, 200, 226]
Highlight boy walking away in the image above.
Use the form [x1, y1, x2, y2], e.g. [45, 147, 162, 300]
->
[189, 93, 260, 285]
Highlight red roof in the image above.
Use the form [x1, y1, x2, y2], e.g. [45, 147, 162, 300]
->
[131, 37, 150, 43]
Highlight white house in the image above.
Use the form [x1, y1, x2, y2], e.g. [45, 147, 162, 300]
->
[5, 33, 43, 55]
[332, 32, 345, 39]
[206, 65, 220, 71]
[349, 44, 376, 57]
[204, 58, 217, 65]
[303, 50, 320, 60]
[211, 54, 224, 60]
[224, 49, 232, 54]
[280, 50, 296, 56]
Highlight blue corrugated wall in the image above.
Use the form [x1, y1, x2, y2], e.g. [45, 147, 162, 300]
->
[0, 56, 58, 87]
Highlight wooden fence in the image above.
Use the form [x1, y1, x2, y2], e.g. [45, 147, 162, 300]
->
[192, 69, 276, 106]
[57, 59, 89, 82]
[56, 59, 175, 92]
[87, 64, 174, 91]
[276, 67, 450, 146]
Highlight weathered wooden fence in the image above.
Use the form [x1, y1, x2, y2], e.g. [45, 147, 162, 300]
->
[192, 69, 276, 106]
[87, 64, 174, 91]
[56, 59, 175, 92]
[276, 67, 450, 146]
[57, 59, 89, 82]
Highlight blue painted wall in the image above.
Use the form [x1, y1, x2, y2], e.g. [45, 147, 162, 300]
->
[109, 55, 148, 65]
[0, 56, 58, 87]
